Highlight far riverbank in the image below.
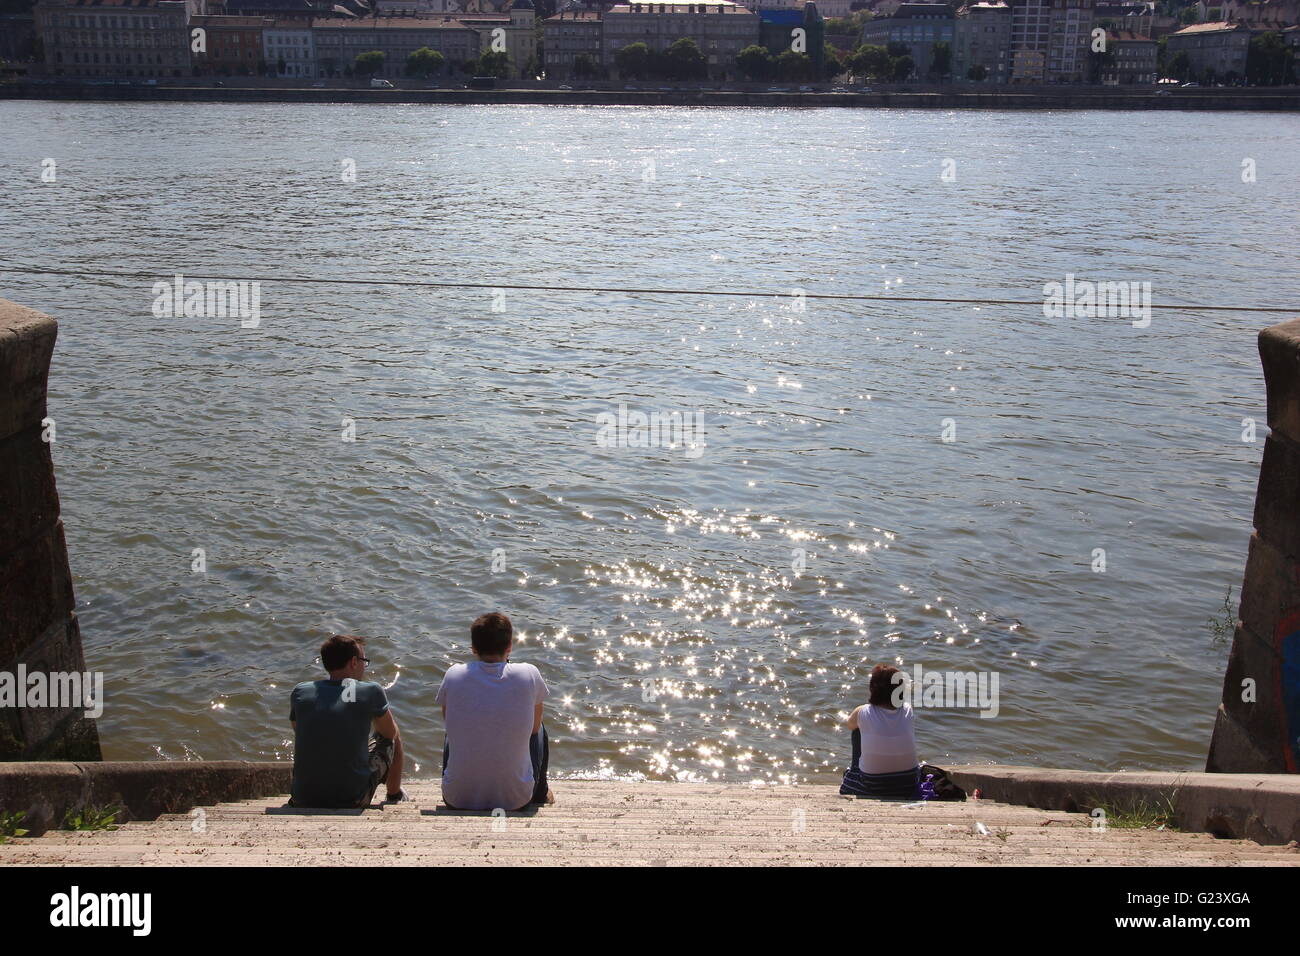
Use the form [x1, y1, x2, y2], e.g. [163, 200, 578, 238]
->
[4, 80, 1299, 110]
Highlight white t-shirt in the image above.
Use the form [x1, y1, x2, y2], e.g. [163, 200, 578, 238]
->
[435, 660, 548, 811]
[856, 702, 918, 775]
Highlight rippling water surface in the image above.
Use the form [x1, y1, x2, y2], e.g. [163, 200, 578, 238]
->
[2, 102, 1297, 780]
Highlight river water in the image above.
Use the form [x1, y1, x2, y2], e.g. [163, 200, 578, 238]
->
[2, 101, 1297, 781]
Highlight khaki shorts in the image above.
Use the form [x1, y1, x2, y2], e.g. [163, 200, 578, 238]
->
[357, 732, 395, 808]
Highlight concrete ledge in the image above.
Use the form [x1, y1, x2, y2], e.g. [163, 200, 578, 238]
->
[949, 765, 1300, 845]
[0, 760, 290, 834]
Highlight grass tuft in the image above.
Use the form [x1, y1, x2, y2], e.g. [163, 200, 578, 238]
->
[0, 810, 28, 844]
[61, 804, 123, 832]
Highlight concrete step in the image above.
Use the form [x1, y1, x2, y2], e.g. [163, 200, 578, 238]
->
[4, 781, 1296, 866]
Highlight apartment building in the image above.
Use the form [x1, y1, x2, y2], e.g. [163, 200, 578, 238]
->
[1099, 27, 1155, 82]
[1165, 20, 1252, 78]
[543, 9, 603, 79]
[603, 0, 761, 80]
[190, 14, 274, 74]
[1045, 0, 1093, 82]
[1008, 0, 1049, 80]
[860, 2, 956, 78]
[34, 0, 200, 78]
[264, 19, 315, 76]
[954, 0, 1011, 81]
[311, 15, 480, 76]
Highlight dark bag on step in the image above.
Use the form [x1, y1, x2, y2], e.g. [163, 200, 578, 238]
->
[918, 764, 967, 801]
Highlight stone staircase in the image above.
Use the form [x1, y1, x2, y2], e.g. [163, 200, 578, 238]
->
[3, 780, 1298, 866]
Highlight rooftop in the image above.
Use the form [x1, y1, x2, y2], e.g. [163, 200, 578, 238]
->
[607, 0, 747, 12]
[310, 14, 472, 27]
[1169, 19, 1250, 34]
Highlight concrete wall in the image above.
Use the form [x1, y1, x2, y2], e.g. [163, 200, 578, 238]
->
[0, 299, 101, 761]
[1207, 317, 1300, 774]
[0, 761, 291, 833]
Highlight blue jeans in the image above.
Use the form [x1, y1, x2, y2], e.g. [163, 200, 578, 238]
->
[442, 723, 549, 809]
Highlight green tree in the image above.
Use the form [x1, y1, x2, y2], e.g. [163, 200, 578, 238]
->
[573, 52, 598, 78]
[476, 50, 510, 78]
[736, 43, 772, 81]
[665, 37, 707, 80]
[354, 50, 386, 77]
[891, 54, 914, 81]
[1246, 31, 1295, 86]
[967, 63, 988, 82]
[615, 41, 651, 80]
[1168, 49, 1191, 81]
[886, 41, 910, 58]
[847, 43, 890, 79]
[774, 49, 811, 81]
[406, 46, 446, 78]
[929, 40, 951, 79]
[822, 43, 844, 81]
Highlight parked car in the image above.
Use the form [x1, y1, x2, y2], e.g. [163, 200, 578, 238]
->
[371, 78, 395, 88]
[798, 85, 813, 92]
[558, 84, 573, 90]
[767, 86, 790, 92]
[311, 81, 325, 88]
[1181, 81, 1199, 88]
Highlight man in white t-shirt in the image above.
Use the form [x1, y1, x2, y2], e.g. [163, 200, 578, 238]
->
[435, 612, 552, 811]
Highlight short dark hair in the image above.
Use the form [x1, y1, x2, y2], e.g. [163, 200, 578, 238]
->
[470, 612, 513, 656]
[321, 634, 365, 672]
[868, 664, 902, 708]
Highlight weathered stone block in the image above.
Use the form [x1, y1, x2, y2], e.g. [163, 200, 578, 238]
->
[1259, 318, 1300, 441]
[0, 522, 75, 666]
[1252, 433, 1300, 558]
[0, 300, 56, 444]
[1217, 623, 1288, 767]
[1237, 532, 1300, 654]
[13, 616, 96, 756]
[0, 427, 60, 553]
[1206, 705, 1281, 773]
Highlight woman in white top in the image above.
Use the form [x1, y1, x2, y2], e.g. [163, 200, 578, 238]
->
[840, 663, 921, 799]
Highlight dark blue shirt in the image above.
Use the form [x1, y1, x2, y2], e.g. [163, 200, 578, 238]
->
[289, 679, 389, 807]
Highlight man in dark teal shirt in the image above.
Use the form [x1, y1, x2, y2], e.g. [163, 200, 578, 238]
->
[289, 635, 406, 808]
